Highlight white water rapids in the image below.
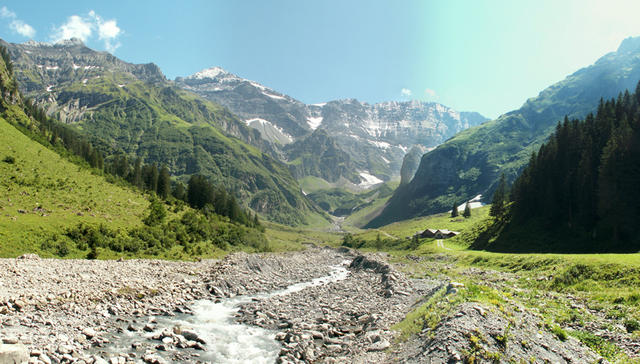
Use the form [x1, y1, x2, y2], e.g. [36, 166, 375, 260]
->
[99, 260, 351, 363]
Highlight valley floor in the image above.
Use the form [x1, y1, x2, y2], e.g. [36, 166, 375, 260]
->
[2, 244, 633, 363]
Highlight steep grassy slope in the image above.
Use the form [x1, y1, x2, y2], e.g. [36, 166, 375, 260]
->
[0, 115, 149, 257]
[369, 36, 640, 227]
[3, 39, 321, 225]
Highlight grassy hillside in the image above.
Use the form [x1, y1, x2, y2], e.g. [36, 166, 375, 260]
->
[308, 182, 396, 217]
[345, 206, 640, 362]
[0, 48, 275, 259]
[0, 115, 148, 256]
[4, 40, 323, 226]
[369, 36, 640, 227]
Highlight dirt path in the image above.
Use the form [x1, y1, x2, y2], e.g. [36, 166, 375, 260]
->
[435, 239, 452, 250]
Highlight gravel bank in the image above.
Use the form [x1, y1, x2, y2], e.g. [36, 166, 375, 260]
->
[0, 248, 437, 363]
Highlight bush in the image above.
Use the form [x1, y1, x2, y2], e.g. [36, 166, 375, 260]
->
[143, 197, 166, 226]
[56, 241, 70, 257]
[3, 155, 15, 164]
[624, 319, 640, 333]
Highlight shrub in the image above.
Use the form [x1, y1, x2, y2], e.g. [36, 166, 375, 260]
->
[3, 155, 15, 164]
[56, 241, 70, 257]
[624, 319, 640, 333]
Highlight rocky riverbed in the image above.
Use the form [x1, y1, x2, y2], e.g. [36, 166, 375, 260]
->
[0, 248, 439, 363]
[0, 247, 617, 364]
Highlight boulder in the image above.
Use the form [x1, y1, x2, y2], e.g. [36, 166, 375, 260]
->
[0, 343, 29, 364]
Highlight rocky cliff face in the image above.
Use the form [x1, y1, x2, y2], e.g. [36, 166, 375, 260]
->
[4, 38, 165, 94]
[176, 67, 488, 184]
[176, 67, 311, 140]
[399, 145, 427, 186]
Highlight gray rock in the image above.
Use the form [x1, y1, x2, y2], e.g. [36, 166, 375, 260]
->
[0, 344, 29, 364]
[180, 329, 205, 344]
[368, 339, 390, 352]
[82, 328, 97, 339]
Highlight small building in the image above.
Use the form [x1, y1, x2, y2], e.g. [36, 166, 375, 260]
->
[417, 228, 460, 239]
[419, 229, 438, 238]
[434, 229, 460, 239]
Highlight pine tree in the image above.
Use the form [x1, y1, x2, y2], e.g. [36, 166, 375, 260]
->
[463, 202, 471, 218]
[490, 174, 507, 217]
[157, 165, 171, 199]
[150, 163, 159, 193]
[451, 202, 459, 218]
[172, 182, 186, 201]
[132, 158, 143, 188]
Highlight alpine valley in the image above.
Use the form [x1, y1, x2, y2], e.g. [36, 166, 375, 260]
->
[3, 8, 640, 364]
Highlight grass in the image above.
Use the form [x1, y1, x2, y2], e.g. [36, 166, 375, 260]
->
[392, 281, 508, 342]
[299, 176, 333, 194]
[353, 205, 490, 242]
[346, 204, 640, 361]
[0, 117, 149, 257]
[264, 221, 342, 251]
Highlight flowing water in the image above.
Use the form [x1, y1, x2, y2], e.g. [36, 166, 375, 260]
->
[98, 260, 351, 363]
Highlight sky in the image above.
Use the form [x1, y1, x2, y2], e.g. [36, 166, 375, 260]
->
[1, 0, 640, 119]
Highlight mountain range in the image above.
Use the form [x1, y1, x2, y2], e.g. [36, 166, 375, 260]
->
[1, 37, 489, 226]
[1, 38, 318, 225]
[176, 67, 487, 186]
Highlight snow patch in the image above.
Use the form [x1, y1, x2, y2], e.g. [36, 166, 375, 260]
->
[46, 85, 54, 92]
[381, 156, 390, 164]
[45, 66, 59, 71]
[311, 102, 327, 107]
[455, 195, 485, 213]
[369, 140, 391, 149]
[263, 92, 286, 100]
[249, 81, 267, 91]
[246, 118, 293, 143]
[191, 67, 227, 79]
[118, 84, 125, 88]
[307, 116, 323, 130]
[245, 118, 269, 126]
[72, 63, 80, 70]
[359, 172, 383, 188]
[82, 79, 88, 84]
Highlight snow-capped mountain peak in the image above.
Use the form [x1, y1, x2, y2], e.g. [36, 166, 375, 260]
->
[188, 66, 230, 80]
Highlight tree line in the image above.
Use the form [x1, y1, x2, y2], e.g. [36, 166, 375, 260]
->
[505, 81, 640, 251]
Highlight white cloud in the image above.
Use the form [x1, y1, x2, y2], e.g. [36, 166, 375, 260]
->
[90, 11, 122, 52]
[424, 88, 437, 97]
[10, 20, 36, 38]
[50, 11, 123, 53]
[51, 15, 93, 42]
[0, 6, 16, 18]
[401, 88, 412, 97]
[1, 6, 36, 38]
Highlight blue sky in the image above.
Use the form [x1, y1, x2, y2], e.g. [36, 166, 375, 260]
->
[1, 0, 640, 118]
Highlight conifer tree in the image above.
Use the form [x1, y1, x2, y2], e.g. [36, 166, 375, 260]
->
[451, 202, 459, 218]
[490, 174, 507, 217]
[463, 202, 471, 218]
[157, 165, 171, 199]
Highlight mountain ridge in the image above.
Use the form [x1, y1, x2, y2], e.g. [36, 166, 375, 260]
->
[367, 35, 640, 227]
[176, 67, 488, 185]
[2, 38, 321, 225]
